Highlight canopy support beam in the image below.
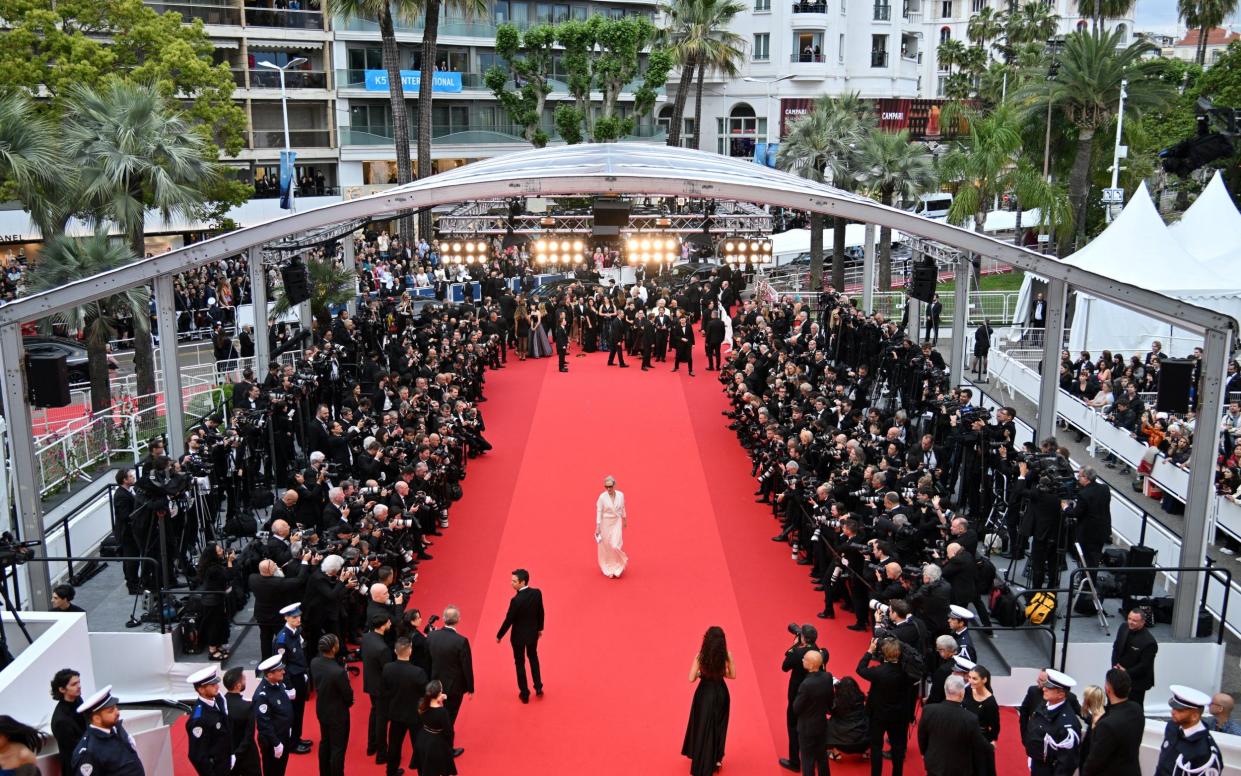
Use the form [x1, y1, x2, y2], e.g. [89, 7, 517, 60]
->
[0, 323, 49, 609]
[153, 276, 185, 458]
[950, 255, 970, 386]
[1036, 277, 1067, 443]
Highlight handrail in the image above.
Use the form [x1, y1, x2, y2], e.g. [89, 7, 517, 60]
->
[979, 623, 1058, 673]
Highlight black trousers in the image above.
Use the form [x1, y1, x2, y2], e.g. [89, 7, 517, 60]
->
[654, 332, 668, 360]
[512, 639, 543, 696]
[785, 703, 801, 766]
[848, 577, 870, 627]
[706, 343, 721, 370]
[1028, 537, 1059, 589]
[799, 732, 830, 776]
[924, 321, 939, 344]
[258, 621, 281, 662]
[868, 717, 907, 776]
[317, 714, 348, 776]
[288, 672, 308, 743]
[120, 531, 141, 588]
[557, 348, 567, 370]
[673, 349, 693, 372]
[607, 341, 626, 366]
[445, 691, 464, 723]
[641, 345, 652, 369]
[259, 740, 289, 776]
[366, 692, 387, 756]
[386, 719, 414, 775]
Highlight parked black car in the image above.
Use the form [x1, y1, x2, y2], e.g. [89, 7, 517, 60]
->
[24, 336, 120, 385]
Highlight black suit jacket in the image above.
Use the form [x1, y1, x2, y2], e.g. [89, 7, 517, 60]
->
[917, 699, 993, 775]
[705, 319, 726, 346]
[248, 563, 307, 625]
[942, 550, 978, 605]
[1069, 481, 1112, 545]
[792, 671, 835, 740]
[224, 692, 260, 774]
[427, 626, 475, 697]
[1081, 700, 1145, 775]
[310, 655, 353, 721]
[360, 630, 393, 697]
[382, 660, 429, 724]
[497, 586, 544, 645]
[113, 487, 137, 542]
[856, 654, 912, 722]
[1110, 626, 1157, 691]
[307, 420, 331, 457]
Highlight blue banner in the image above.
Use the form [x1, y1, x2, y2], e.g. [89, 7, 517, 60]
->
[364, 70, 463, 93]
[279, 149, 297, 210]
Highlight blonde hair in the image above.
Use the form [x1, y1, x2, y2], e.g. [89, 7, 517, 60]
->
[603, 475, 616, 487]
[1082, 685, 1106, 723]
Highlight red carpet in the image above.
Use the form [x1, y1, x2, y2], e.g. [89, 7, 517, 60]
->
[173, 346, 1027, 774]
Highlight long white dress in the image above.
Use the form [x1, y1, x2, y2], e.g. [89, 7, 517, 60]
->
[596, 489, 629, 578]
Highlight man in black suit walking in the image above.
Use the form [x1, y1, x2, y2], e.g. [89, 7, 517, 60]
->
[1081, 668, 1144, 776]
[917, 674, 993, 775]
[553, 312, 570, 373]
[310, 635, 353, 776]
[792, 650, 835, 776]
[383, 636, 429, 775]
[672, 310, 695, 376]
[857, 638, 913, 774]
[496, 568, 545, 703]
[428, 605, 474, 757]
[704, 310, 726, 371]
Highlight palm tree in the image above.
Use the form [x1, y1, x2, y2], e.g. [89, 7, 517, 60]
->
[270, 254, 357, 333]
[776, 95, 871, 291]
[659, 0, 746, 149]
[1017, 28, 1171, 250]
[1178, 0, 1240, 65]
[967, 5, 1004, 52]
[1076, 0, 1135, 31]
[937, 38, 967, 74]
[62, 82, 221, 406]
[1002, 2, 1060, 55]
[856, 130, 937, 291]
[26, 233, 148, 413]
[330, 0, 420, 244]
[417, 0, 489, 237]
[0, 93, 58, 198]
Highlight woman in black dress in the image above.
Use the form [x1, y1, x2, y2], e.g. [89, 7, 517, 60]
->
[415, 680, 457, 776]
[682, 626, 735, 775]
[581, 295, 599, 353]
[825, 676, 870, 762]
[962, 664, 1001, 744]
[194, 542, 237, 661]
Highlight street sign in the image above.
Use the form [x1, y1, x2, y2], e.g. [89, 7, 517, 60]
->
[1101, 187, 1124, 205]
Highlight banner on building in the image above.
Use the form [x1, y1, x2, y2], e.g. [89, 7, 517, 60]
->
[365, 70, 464, 94]
[875, 98, 966, 141]
[279, 150, 297, 211]
[779, 98, 814, 138]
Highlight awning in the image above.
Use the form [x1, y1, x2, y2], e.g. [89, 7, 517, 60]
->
[211, 39, 240, 49]
[246, 39, 323, 50]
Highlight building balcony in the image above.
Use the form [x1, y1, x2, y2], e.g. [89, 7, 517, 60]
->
[341, 122, 665, 147]
[243, 5, 324, 29]
[790, 1, 828, 11]
[250, 128, 333, 149]
[335, 14, 499, 38]
[873, 4, 892, 20]
[144, 1, 241, 26]
[871, 50, 889, 67]
[790, 53, 826, 63]
[248, 69, 329, 89]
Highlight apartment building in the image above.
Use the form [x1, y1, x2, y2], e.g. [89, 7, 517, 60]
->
[670, 0, 1134, 161]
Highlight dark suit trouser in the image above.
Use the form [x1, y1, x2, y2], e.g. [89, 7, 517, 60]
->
[258, 621, 281, 662]
[924, 321, 938, 344]
[641, 347, 652, 369]
[512, 639, 542, 696]
[386, 719, 414, 775]
[848, 577, 870, 627]
[785, 703, 801, 767]
[288, 673, 308, 742]
[607, 342, 626, 366]
[259, 741, 289, 776]
[557, 348, 567, 370]
[655, 333, 668, 361]
[869, 717, 907, 776]
[366, 692, 387, 756]
[317, 714, 348, 776]
[1129, 686, 1147, 707]
[799, 732, 829, 776]
[707, 343, 721, 370]
[674, 349, 692, 372]
[1028, 537, 1058, 589]
[445, 691, 464, 723]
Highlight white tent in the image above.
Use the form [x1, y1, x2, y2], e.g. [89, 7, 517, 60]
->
[1168, 171, 1241, 263]
[1011, 183, 1241, 357]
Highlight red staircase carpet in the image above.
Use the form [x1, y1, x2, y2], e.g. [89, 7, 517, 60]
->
[173, 347, 1026, 774]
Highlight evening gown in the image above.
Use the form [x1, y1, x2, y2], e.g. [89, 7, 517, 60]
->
[414, 705, 457, 776]
[682, 673, 730, 776]
[596, 490, 628, 577]
[582, 309, 598, 353]
[529, 313, 553, 358]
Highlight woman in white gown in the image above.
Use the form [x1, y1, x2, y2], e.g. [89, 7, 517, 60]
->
[596, 475, 628, 578]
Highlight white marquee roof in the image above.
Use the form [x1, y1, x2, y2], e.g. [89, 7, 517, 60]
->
[1169, 171, 1241, 264]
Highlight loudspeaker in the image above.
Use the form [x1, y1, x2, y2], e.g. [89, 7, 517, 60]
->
[1124, 545, 1157, 597]
[1155, 358, 1194, 414]
[26, 354, 71, 407]
[281, 260, 310, 305]
[908, 261, 937, 303]
[592, 198, 630, 235]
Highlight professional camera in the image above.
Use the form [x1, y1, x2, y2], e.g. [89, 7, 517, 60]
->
[960, 407, 992, 424]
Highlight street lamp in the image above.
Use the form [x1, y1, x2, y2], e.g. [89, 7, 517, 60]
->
[259, 57, 308, 151]
[743, 75, 794, 144]
[259, 57, 309, 327]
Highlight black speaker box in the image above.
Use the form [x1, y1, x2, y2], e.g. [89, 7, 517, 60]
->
[281, 260, 311, 305]
[592, 198, 631, 228]
[1155, 358, 1194, 414]
[1124, 545, 1157, 596]
[26, 353, 71, 407]
[908, 261, 937, 303]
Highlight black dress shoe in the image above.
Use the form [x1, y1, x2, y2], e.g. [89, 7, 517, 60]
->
[813, 585, 825, 592]
[817, 610, 835, 619]
[375, 755, 387, 765]
[519, 693, 530, 703]
[847, 623, 868, 631]
[536, 688, 544, 697]
[417, 553, 433, 560]
[299, 739, 313, 748]
[452, 748, 465, 758]
[796, 558, 813, 566]
[779, 759, 801, 771]
[619, 364, 630, 368]
[771, 535, 787, 542]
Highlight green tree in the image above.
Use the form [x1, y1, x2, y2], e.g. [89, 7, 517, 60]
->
[1179, 0, 1241, 65]
[937, 38, 968, 74]
[1017, 29, 1172, 250]
[658, 0, 744, 148]
[62, 82, 221, 403]
[329, 0, 419, 243]
[776, 94, 871, 291]
[0, 93, 58, 204]
[270, 255, 356, 332]
[0, 0, 249, 219]
[856, 130, 937, 291]
[27, 233, 148, 413]
[1002, 1, 1060, 54]
[417, 0, 489, 238]
[1076, 0, 1135, 31]
[486, 23, 557, 146]
[555, 16, 672, 143]
[967, 5, 1005, 51]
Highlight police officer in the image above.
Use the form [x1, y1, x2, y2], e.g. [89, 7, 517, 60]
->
[71, 685, 145, 776]
[1157, 685, 1225, 776]
[947, 605, 977, 662]
[1023, 669, 1082, 775]
[186, 666, 232, 776]
[253, 655, 295, 776]
[272, 602, 312, 755]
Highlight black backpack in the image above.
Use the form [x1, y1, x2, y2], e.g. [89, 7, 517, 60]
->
[991, 583, 1023, 627]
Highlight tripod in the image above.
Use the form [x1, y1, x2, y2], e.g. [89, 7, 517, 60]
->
[0, 562, 34, 670]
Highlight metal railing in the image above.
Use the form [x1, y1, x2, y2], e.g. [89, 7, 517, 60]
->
[143, 1, 242, 25]
[791, 2, 828, 10]
[242, 5, 324, 28]
[791, 53, 826, 63]
[871, 50, 890, 67]
[250, 129, 332, 149]
[873, 3, 892, 18]
[248, 69, 328, 90]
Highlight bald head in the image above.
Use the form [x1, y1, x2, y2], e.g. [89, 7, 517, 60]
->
[271, 519, 290, 538]
[802, 650, 823, 672]
[370, 583, 389, 604]
[258, 559, 277, 577]
[282, 490, 298, 506]
[1212, 693, 1235, 720]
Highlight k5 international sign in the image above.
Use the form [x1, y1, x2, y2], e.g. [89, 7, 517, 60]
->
[364, 70, 463, 93]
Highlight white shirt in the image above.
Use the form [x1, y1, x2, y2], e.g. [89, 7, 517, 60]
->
[596, 489, 626, 523]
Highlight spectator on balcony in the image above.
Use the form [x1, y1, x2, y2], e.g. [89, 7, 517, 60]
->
[802, 44, 814, 61]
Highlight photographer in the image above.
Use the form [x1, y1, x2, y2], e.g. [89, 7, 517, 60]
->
[1064, 467, 1111, 576]
[302, 554, 356, 653]
[857, 638, 913, 775]
[779, 624, 828, 772]
[910, 564, 952, 637]
[1013, 458, 1066, 590]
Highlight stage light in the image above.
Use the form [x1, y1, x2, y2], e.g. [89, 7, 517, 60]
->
[622, 232, 682, 265]
[718, 235, 773, 267]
